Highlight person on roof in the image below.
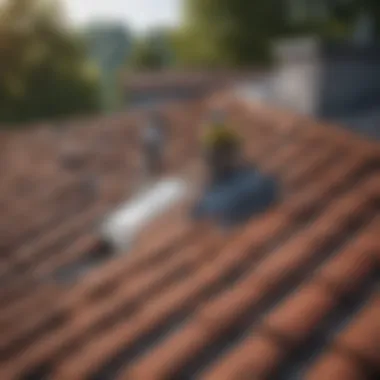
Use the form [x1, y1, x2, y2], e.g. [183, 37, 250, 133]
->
[201, 109, 241, 184]
[141, 110, 167, 178]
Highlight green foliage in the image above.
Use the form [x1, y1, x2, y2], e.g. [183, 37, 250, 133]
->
[332, 0, 380, 38]
[128, 39, 166, 70]
[128, 29, 175, 70]
[173, 0, 380, 68]
[174, 0, 289, 68]
[286, 0, 380, 41]
[0, 0, 101, 126]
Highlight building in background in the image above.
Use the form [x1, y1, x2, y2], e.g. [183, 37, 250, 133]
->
[84, 22, 132, 113]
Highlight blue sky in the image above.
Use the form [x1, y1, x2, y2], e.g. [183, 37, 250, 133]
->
[64, 0, 182, 31]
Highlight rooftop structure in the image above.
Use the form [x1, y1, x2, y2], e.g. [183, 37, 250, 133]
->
[1, 92, 380, 380]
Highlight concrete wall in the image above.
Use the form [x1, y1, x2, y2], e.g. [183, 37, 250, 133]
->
[275, 60, 320, 115]
[271, 38, 321, 115]
[318, 59, 380, 118]
[271, 38, 380, 118]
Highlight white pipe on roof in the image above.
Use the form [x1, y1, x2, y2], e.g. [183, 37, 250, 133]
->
[100, 177, 188, 251]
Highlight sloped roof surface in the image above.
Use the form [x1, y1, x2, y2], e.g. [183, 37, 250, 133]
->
[124, 70, 259, 90]
[1, 96, 380, 380]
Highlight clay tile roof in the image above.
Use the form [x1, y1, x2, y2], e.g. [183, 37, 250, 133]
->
[1, 94, 380, 380]
[124, 70, 259, 91]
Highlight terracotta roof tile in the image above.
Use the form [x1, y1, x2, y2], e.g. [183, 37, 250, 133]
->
[0, 286, 62, 331]
[2, 94, 380, 380]
[195, 333, 284, 380]
[306, 351, 370, 380]
[335, 295, 380, 369]
[262, 281, 337, 346]
[33, 233, 102, 277]
[282, 146, 343, 187]
[313, 233, 376, 297]
[121, 321, 218, 380]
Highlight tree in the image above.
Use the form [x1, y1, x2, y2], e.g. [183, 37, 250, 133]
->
[175, 0, 380, 69]
[174, 0, 289, 68]
[128, 39, 166, 70]
[128, 29, 175, 70]
[0, 0, 101, 126]
[328, 0, 380, 39]
[285, 0, 380, 41]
